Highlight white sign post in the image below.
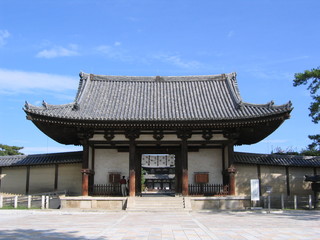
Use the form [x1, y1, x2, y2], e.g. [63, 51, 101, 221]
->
[250, 179, 260, 208]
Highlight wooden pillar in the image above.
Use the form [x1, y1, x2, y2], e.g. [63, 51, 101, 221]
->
[181, 140, 188, 196]
[82, 140, 90, 196]
[129, 139, 136, 196]
[177, 130, 191, 196]
[286, 166, 290, 196]
[227, 143, 236, 195]
[78, 130, 94, 196]
[125, 129, 140, 197]
[26, 166, 30, 195]
[54, 164, 58, 191]
[257, 165, 261, 196]
[228, 165, 236, 195]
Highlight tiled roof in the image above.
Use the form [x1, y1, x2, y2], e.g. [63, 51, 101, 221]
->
[24, 72, 292, 122]
[234, 152, 320, 167]
[1, 151, 319, 168]
[0, 151, 82, 167]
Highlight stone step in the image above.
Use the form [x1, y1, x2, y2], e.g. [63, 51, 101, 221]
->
[126, 196, 190, 212]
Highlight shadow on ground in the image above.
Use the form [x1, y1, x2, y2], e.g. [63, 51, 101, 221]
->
[0, 229, 107, 240]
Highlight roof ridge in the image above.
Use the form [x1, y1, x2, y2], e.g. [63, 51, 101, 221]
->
[80, 72, 236, 82]
[235, 151, 320, 159]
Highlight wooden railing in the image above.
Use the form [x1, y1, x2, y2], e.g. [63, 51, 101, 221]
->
[188, 184, 229, 196]
[89, 184, 122, 196]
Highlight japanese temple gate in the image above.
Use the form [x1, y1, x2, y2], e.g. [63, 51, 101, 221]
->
[79, 129, 237, 196]
[24, 72, 292, 196]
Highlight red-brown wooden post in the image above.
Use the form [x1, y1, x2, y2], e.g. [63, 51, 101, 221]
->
[126, 129, 140, 197]
[177, 130, 192, 196]
[79, 131, 93, 196]
[81, 169, 90, 196]
[228, 165, 236, 195]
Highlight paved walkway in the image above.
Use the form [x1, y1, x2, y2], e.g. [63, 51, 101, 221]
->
[0, 210, 319, 239]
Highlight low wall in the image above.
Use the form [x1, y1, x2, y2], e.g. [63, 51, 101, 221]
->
[189, 196, 251, 210]
[60, 197, 127, 210]
[60, 196, 250, 210]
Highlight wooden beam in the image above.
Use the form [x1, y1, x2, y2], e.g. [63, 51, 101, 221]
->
[129, 139, 136, 196]
[177, 130, 191, 196]
[54, 164, 58, 191]
[257, 165, 261, 196]
[26, 166, 30, 195]
[126, 129, 140, 196]
[82, 140, 90, 196]
[228, 165, 236, 195]
[286, 166, 290, 196]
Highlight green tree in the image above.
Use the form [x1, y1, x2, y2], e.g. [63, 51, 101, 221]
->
[293, 67, 320, 152]
[0, 144, 24, 156]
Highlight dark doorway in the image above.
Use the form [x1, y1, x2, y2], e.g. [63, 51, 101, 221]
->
[135, 148, 180, 196]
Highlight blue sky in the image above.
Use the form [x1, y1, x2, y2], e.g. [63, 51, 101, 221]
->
[0, 0, 319, 155]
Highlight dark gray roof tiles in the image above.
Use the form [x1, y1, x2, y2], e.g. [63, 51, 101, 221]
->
[1, 151, 319, 168]
[24, 72, 292, 122]
[234, 152, 320, 167]
[0, 151, 82, 167]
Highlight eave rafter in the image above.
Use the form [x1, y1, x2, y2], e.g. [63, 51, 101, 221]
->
[26, 111, 289, 130]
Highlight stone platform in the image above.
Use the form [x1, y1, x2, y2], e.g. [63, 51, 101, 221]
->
[60, 195, 251, 211]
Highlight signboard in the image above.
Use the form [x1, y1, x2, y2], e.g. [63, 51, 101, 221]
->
[250, 179, 260, 201]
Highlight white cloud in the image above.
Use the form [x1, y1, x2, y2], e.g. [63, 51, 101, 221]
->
[36, 44, 79, 58]
[95, 43, 132, 62]
[153, 53, 201, 69]
[0, 68, 78, 94]
[227, 30, 235, 38]
[0, 30, 10, 47]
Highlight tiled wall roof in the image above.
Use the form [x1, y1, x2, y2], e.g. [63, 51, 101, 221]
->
[234, 152, 320, 167]
[1, 151, 319, 168]
[0, 151, 82, 167]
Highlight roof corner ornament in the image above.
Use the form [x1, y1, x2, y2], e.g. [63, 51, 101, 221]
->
[72, 102, 80, 111]
[230, 72, 237, 81]
[24, 101, 29, 110]
[268, 100, 274, 108]
[42, 100, 48, 109]
[79, 71, 84, 79]
[79, 71, 89, 81]
[287, 100, 293, 108]
[237, 101, 244, 110]
[155, 76, 163, 82]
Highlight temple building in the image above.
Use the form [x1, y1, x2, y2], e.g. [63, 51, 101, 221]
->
[22, 72, 293, 198]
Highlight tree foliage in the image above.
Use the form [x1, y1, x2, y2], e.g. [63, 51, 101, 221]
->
[0, 144, 24, 156]
[271, 146, 320, 156]
[293, 67, 320, 152]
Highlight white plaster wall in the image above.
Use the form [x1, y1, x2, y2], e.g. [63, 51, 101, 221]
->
[29, 166, 55, 194]
[0, 167, 27, 194]
[94, 149, 129, 184]
[234, 164, 258, 196]
[188, 149, 223, 184]
[58, 164, 82, 196]
[260, 166, 287, 195]
[289, 167, 313, 195]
